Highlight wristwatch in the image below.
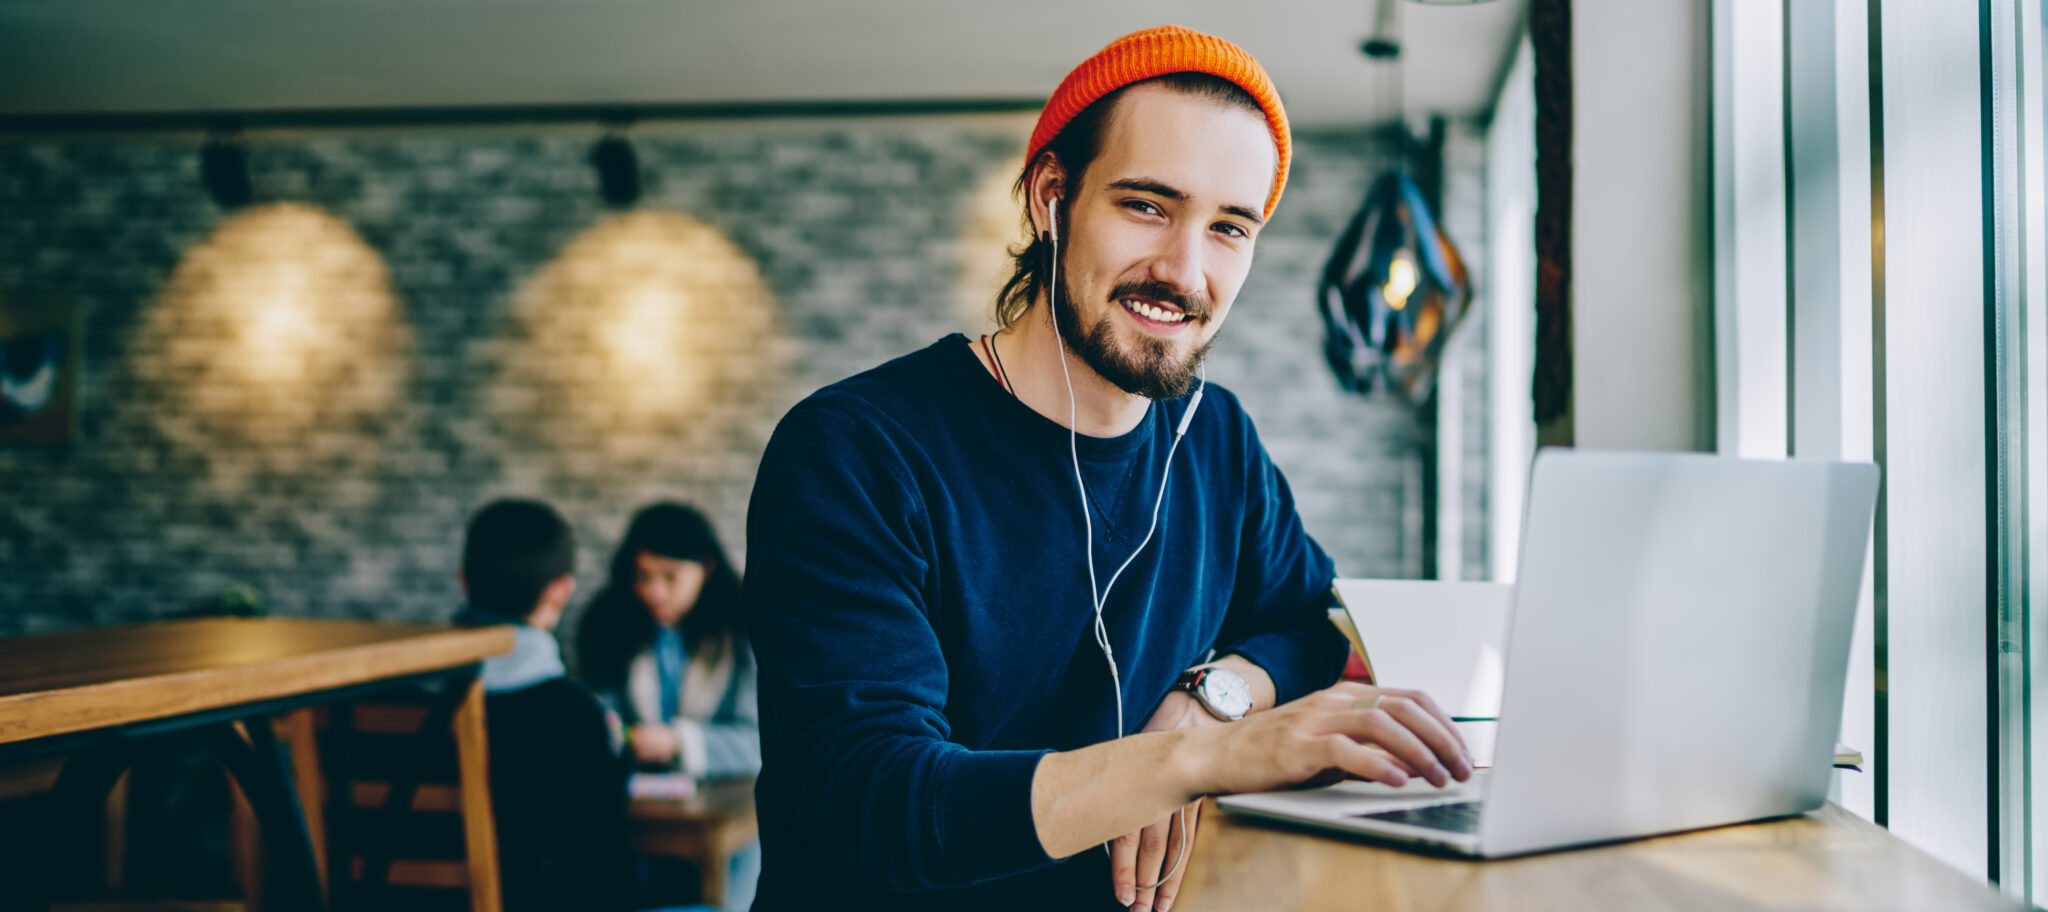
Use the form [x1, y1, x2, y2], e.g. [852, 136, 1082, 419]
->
[1175, 666, 1253, 721]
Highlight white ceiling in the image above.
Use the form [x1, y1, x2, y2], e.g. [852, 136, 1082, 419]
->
[0, 0, 1527, 127]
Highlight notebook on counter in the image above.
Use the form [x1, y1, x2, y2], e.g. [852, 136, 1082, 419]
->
[1330, 579, 1512, 767]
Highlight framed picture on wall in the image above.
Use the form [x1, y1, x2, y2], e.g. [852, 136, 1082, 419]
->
[0, 299, 82, 445]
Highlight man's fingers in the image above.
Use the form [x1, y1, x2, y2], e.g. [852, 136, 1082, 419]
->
[1310, 700, 1441, 786]
[1363, 744, 1421, 779]
[1132, 816, 1170, 910]
[1378, 696, 1474, 780]
[1324, 734, 1419, 786]
[1329, 704, 1449, 787]
[1109, 831, 1137, 906]
[1153, 801, 1200, 912]
[1384, 687, 1472, 760]
[1327, 684, 1473, 777]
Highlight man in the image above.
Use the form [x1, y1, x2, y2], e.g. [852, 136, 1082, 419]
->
[746, 25, 1473, 911]
[453, 499, 634, 912]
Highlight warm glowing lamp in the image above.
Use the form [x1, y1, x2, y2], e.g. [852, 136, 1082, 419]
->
[1317, 171, 1471, 403]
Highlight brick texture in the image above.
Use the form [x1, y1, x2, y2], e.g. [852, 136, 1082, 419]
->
[0, 116, 1488, 637]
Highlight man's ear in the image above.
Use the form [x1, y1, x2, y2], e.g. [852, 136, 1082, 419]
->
[529, 574, 578, 632]
[544, 574, 577, 609]
[1026, 152, 1067, 240]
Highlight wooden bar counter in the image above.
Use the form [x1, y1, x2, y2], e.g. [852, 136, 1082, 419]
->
[1173, 800, 2022, 912]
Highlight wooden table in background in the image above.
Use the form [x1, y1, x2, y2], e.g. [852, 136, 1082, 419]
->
[0, 617, 514, 911]
[0, 618, 512, 748]
[628, 776, 758, 908]
[1174, 800, 2022, 911]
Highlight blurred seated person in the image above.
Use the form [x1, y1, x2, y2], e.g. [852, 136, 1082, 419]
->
[455, 498, 633, 912]
[576, 502, 761, 911]
[576, 502, 761, 779]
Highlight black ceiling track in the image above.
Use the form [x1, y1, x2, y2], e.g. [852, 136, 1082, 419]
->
[0, 96, 1048, 135]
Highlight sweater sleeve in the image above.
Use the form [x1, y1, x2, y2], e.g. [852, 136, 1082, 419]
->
[683, 642, 764, 779]
[1213, 412, 1349, 706]
[747, 403, 1055, 893]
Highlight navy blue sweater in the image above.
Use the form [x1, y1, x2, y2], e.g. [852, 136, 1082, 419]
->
[745, 335, 1346, 910]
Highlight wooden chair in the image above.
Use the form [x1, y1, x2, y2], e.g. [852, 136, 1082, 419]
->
[186, 678, 500, 912]
[0, 740, 260, 912]
[307, 679, 502, 912]
[223, 710, 328, 910]
[114, 682, 501, 912]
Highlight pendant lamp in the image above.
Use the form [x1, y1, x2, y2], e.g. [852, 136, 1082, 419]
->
[1319, 170, 1471, 401]
[1316, 0, 1474, 403]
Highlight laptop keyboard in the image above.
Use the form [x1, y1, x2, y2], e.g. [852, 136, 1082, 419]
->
[1351, 801, 1484, 834]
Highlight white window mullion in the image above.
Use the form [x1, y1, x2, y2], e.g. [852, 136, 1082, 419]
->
[1876, 0, 1993, 880]
[1787, 0, 1878, 819]
[1714, 0, 1789, 461]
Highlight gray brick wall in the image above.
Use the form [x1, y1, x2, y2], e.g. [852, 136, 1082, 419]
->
[0, 116, 1484, 637]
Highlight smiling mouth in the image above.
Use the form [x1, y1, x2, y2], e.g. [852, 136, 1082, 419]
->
[1120, 297, 1193, 324]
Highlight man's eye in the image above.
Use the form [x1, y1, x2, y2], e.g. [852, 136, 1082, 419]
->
[1125, 200, 1160, 215]
[1214, 223, 1248, 238]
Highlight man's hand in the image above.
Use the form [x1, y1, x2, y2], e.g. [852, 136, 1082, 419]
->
[1189, 681, 1475, 797]
[1110, 691, 1218, 911]
[1031, 681, 1474, 872]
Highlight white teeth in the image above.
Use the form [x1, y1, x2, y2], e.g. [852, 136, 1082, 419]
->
[1122, 298, 1187, 323]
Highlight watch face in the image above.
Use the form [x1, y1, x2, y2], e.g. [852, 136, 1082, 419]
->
[1202, 669, 1253, 719]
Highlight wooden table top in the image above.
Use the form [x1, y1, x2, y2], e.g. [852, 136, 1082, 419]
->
[1175, 800, 2022, 912]
[0, 617, 513, 745]
[629, 776, 757, 826]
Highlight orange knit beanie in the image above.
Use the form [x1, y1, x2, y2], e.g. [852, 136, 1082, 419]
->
[1026, 24, 1292, 219]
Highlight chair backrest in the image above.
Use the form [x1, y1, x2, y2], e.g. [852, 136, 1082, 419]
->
[315, 679, 502, 912]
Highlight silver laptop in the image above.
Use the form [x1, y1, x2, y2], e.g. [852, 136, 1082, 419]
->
[1218, 449, 1880, 858]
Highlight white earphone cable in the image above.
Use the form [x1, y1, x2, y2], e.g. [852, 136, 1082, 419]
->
[1046, 204, 1195, 891]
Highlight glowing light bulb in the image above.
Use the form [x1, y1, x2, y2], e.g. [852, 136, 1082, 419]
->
[1383, 255, 1418, 311]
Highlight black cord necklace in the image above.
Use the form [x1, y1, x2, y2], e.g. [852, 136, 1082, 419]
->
[983, 333, 1017, 398]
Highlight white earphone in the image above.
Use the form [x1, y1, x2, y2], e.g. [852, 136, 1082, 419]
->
[1046, 194, 1201, 888]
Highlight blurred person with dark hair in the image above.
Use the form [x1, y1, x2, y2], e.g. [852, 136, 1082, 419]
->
[745, 25, 1471, 912]
[455, 498, 633, 912]
[576, 502, 760, 778]
[575, 502, 761, 911]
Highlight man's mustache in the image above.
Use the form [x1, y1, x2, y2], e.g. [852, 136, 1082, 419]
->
[1107, 280, 1210, 320]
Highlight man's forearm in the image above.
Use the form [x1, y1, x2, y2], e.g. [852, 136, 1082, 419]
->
[1029, 654, 1288, 859]
[1030, 727, 1215, 860]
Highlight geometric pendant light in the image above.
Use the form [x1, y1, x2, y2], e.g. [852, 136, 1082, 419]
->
[1317, 169, 1472, 403]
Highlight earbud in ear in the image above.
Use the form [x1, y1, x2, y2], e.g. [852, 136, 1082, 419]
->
[1048, 197, 1060, 243]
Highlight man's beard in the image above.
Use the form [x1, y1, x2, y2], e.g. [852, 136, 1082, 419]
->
[1050, 275, 1216, 400]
